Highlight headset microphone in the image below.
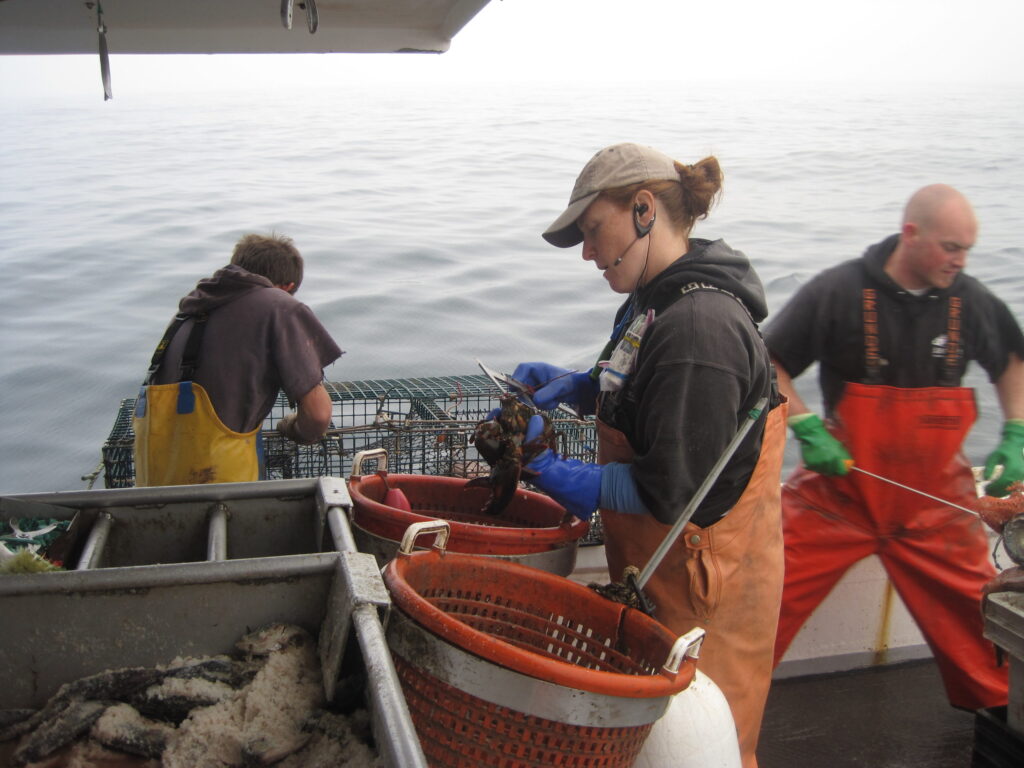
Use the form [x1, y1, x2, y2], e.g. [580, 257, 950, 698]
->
[611, 243, 632, 268]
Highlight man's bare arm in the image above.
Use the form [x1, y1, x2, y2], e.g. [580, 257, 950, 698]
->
[278, 383, 332, 444]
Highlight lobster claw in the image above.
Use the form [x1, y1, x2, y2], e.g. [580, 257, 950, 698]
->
[465, 394, 556, 516]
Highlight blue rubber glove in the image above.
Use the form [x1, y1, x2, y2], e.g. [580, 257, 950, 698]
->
[983, 419, 1024, 497]
[788, 413, 853, 476]
[524, 415, 602, 520]
[600, 463, 652, 516]
[512, 362, 598, 414]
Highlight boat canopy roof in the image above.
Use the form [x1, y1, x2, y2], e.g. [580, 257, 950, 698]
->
[0, 0, 492, 55]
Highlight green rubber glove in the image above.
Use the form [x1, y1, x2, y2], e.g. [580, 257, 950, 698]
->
[789, 413, 853, 476]
[983, 419, 1024, 497]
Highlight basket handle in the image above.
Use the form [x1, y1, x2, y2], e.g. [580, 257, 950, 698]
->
[662, 627, 706, 675]
[398, 520, 451, 555]
[351, 448, 389, 478]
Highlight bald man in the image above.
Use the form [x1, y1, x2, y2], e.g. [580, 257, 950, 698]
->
[764, 184, 1024, 711]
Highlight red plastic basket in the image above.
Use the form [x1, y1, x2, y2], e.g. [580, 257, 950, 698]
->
[382, 521, 703, 768]
[348, 470, 588, 557]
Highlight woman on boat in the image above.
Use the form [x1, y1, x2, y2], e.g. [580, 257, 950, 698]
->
[511, 142, 787, 768]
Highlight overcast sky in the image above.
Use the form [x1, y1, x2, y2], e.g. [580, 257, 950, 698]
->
[1, 0, 1023, 99]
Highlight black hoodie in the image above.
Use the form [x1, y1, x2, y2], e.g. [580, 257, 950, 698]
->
[764, 234, 1024, 418]
[598, 238, 777, 526]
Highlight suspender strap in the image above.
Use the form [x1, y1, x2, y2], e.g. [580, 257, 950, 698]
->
[862, 288, 963, 386]
[141, 312, 209, 385]
[143, 313, 187, 385]
[861, 288, 883, 384]
[941, 296, 963, 386]
[179, 313, 208, 382]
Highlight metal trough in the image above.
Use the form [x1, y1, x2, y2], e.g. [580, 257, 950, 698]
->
[0, 477, 426, 768]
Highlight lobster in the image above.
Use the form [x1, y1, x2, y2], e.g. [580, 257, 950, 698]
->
[466, 394, 557, 515]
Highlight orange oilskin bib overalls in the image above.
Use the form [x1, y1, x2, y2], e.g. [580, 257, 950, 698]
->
[773, 292, 1007, 710]
[132, 313, 262, 487]
[598, 401, 787, 768]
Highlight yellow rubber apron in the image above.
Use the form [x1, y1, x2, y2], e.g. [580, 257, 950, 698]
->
[132, 313, 261, 487]
[598, 402, 787, 768]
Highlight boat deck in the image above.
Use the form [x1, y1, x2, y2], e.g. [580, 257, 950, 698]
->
[759, 659, 977, 767]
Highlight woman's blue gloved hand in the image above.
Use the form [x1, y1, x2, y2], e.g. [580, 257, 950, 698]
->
[788, 413, 853, 476]
[523, 414, 602, 520]
[983, 419, 1024, 497]
[512, 362, 598, 414]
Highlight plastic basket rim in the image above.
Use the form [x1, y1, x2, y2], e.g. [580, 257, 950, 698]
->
[349, 472, 589, 549]
[382, 549, 694, 700]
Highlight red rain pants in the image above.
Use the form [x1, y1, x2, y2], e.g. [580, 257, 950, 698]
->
[773, 382, 1007, 710]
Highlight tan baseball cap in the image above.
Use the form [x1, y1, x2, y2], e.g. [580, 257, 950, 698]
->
[542, 143, 680, 248]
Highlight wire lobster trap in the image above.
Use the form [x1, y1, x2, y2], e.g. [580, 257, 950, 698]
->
[100, 374, 599, 487]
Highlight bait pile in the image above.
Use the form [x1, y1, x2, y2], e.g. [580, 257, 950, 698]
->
[975, 482, 1024, 533]
[0, 624, 381, 768]
[979, 484, 1024, 596]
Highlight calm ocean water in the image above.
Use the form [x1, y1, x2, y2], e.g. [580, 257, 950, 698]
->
[2, 80, 1022, 493]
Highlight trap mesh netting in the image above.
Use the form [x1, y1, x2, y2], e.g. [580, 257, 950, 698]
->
[102, 375, 599, 521]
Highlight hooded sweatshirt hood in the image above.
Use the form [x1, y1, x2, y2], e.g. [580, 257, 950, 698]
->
[627, 238, 769, 323]
[179, 264, 273, 315]
[862, 234, 904, 291]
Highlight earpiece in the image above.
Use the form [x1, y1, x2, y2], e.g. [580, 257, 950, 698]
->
[613, 203, 655, 267]
[633, 202, 654, 238]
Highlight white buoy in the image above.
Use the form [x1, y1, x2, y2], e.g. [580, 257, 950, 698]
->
[634, 670, 742, 768]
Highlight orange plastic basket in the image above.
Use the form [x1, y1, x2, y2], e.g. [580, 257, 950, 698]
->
[348, 470, 588, 557]
[382, 521, 703, 768]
